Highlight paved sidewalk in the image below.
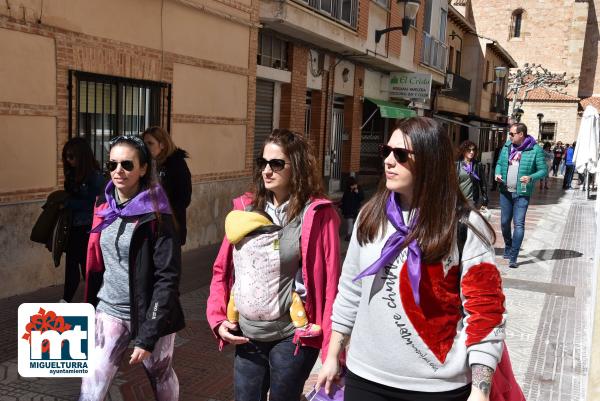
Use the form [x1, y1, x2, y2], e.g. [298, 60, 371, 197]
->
[0, 176, 597, 401]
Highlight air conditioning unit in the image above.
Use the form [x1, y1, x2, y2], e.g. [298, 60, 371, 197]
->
[444, 73, 454, 90]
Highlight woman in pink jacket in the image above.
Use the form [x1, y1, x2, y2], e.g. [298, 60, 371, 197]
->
[206, 129, 341, 401]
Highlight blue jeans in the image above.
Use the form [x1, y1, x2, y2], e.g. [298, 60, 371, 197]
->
[563, 165, 575, 188]
[234, 335, 319, 401]
[500, 191, 530, 263]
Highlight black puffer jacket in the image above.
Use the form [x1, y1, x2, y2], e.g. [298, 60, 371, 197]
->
[85, 194, 185, 352]
[159, 149, 192, 245]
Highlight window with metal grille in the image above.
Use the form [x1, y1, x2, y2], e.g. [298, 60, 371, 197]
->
[68, 71, 171, 170]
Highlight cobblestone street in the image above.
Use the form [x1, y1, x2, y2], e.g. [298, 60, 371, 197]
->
[1, 176, 597, 401]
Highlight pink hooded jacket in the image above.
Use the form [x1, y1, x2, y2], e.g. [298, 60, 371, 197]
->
[206, 193, 341, 362]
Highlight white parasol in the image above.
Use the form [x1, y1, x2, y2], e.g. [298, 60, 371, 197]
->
[574, 105, 599, 174]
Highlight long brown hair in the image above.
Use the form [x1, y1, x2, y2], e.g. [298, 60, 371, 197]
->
[357, 117, 495, 263]
[141, 126, 177, 165]
[251, 129, 326, 223]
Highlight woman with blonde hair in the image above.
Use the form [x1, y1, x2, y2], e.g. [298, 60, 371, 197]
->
[143, 126, 192, 244]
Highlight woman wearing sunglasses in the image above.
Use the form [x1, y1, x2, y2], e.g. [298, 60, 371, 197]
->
[456, 141, 488, 210]
[142, 126, 192, 245]
[80, 136, 185, 401]
[207, 129, 341, 401]
[60, 137, 104, 302]
[317, 118, 506, 401]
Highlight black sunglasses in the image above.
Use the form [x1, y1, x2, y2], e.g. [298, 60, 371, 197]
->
[106, 160, 135, 172]
[256, 157, 288, 172]
[379, 144, 414, 163]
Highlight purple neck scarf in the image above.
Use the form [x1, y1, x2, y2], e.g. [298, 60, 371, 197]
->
[509, 135, 536, 163]
[354, 193, 423, 305]
[462, 161, 480, 181]
[91, 181, 171, 233]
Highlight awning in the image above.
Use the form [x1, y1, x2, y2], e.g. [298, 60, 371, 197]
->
[433, 114, 476, 129]
[434, 114, 508, 131]
[366, 97, 416, 119]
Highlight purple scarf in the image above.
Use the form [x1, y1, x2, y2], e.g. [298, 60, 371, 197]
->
[462, 161, 480, 181]
[354, 193, 423, 306]
[509, 135, 536, 163]
[91, 181, 171, 233]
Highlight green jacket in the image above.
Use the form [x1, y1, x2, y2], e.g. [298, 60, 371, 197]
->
[495, 139, 548, 197]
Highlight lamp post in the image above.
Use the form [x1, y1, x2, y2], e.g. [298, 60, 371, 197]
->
[537, 112, 544, 141]
[483, 66, 508, 88]
[375, 0, 420, 43]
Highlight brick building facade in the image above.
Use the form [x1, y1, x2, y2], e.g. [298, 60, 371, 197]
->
[464, 0, 599, 143]
[0, 0, 258, 297]
[1, 0, 457, 297]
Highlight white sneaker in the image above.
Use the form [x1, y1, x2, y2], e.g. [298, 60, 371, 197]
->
[59, 299, 68, 303]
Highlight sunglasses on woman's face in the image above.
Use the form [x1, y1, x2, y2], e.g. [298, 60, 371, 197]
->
[106, 160, 135, 172]
[379, 144, 414, 164]
[256, 157, 288, 172]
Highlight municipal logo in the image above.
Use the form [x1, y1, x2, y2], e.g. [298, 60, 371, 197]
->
[18, 303, 95, 377]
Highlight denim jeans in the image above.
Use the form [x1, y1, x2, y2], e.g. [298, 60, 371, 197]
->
[500, 191, 530, 263]
[234, 335, 319, 401]
[563, 165, 575, 188]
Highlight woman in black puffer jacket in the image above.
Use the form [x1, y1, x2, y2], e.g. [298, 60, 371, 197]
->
[143, 126, 192, 245]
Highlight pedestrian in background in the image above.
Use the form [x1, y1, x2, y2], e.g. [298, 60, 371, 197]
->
[551, 141, 564, 176]
[317, 117, 506, 401]
[456, 140, 488, 210]
[340, 176, 364, 241]
[541, 142, 553, 190]
[142, 126, 192, 245]
[563, 143, 575, 189]
[206, 129, 341, 401]
[80, 136, 184, 401]
[61, 137, 104, 302]
[560, 143, 569, 176]
[495, 123, 547, 268]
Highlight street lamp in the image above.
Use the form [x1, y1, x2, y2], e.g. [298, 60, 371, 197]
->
[483, 66, 508, 88]
[375, 0, 420, 43]
[537, 112, 544, 141]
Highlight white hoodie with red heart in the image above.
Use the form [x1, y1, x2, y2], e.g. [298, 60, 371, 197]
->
[331, 211, 506, 392]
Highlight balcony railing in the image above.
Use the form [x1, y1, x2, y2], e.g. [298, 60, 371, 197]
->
[421, 32, 447, 72]
[443, 73, 471, 103]
[296, 0, 358, 29]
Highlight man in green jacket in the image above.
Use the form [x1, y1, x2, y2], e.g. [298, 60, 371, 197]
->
[495, 123, 548, 268]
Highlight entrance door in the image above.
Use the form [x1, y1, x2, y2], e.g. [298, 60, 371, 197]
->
[329, 96, 345, 193]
